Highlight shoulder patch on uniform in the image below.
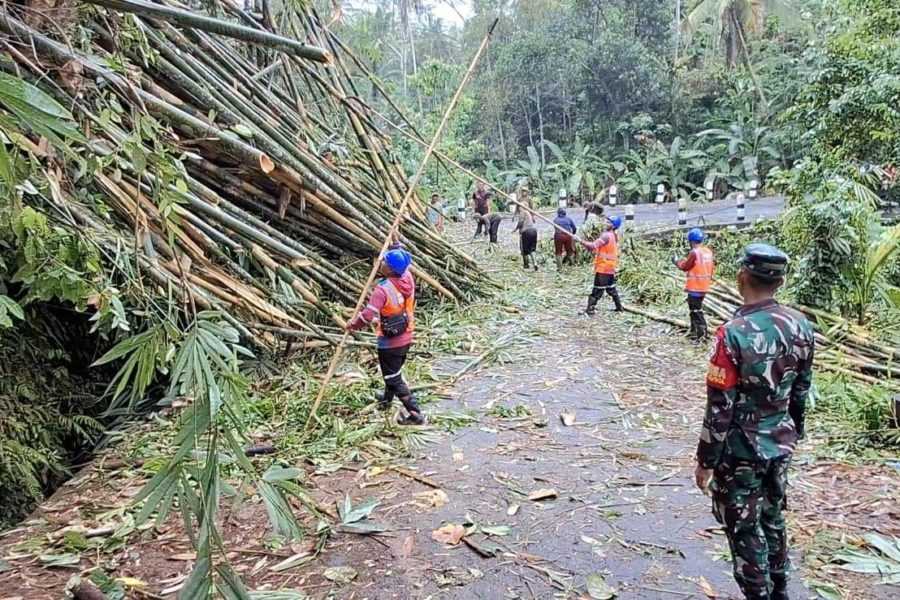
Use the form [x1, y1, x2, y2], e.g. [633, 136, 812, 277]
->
[707, 327, 739, 390]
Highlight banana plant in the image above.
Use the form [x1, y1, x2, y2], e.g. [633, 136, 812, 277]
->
[498, 144, 545, 194]
[850, 223, 900, 324]
[543, 138, 611, 202]
[617, 149, 664, 204]
[658, 136, 708, 200]
[696, 121, 781, 187]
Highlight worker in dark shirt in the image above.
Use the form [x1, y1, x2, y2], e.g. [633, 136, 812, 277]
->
[552, 208, 578, 270]
[472, 181, 492, 238]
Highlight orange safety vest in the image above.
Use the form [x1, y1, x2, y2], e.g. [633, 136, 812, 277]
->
[685, 245, 715, 293]
[593, 232, 619, 275]
[376, 279, 415, 337]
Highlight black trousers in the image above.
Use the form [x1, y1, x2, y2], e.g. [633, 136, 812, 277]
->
[587, 273, 622, 312]
[474, 208, 488, 236]
[377, 345, 421, 414]
[488, 218, 501, 243]
[688, 295, 708, 339]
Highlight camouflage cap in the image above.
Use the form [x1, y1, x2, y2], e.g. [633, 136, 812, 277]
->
[739, 243, 789, 281]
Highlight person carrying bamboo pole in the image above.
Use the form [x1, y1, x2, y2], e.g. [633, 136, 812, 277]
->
[346, 248, 426, 425]
[695, 243, 814, 600]
[472, 180, 492, 238]
[580, 216, 623, 314]
[512, 188, 539, 271]
[552, 207, 577, 270]
[673, 228, 715, 341]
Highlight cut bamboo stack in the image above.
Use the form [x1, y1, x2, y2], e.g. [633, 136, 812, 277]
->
[0, 0, 492, 346]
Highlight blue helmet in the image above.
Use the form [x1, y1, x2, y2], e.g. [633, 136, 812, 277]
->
[383, 249, 412, 276]
[687, 228, 705, 243]
[608, 216, 623, 230]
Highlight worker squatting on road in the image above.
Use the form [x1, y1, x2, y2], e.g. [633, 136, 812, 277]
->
[580, 216, 623, 314]
[695, 243, 815, 600]
[346, 247, 426, 426]
[674, 228, 716, 341]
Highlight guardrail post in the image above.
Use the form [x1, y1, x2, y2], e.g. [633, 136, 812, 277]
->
[677, 197, 687, 226]
[625, 204, 635, 230]
[736, 192, 746, 224]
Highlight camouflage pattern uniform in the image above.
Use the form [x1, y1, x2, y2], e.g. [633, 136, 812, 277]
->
[697, 245, 815, 600]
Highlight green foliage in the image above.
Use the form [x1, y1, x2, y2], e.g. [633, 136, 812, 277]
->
[777, 161, 896, 322]
[789, 0, 900, 165]
[0, 318, 104, 527]
[812, 372, 900, 450]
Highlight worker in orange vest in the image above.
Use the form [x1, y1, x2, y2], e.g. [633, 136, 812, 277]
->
[674, 228, 715, 340]
[580, 216, 623, 315]
[347, 248, 425, 425]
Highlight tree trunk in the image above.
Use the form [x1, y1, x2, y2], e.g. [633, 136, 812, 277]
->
[536, 85, 545, 169]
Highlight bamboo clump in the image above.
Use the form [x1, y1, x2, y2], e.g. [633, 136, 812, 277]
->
[0, 0, 493, 347]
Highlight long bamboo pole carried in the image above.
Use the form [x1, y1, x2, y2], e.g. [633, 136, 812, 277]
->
[303, 18, 500, 430]
[83, 0, 332, 62]
[360, 103, 588, 243]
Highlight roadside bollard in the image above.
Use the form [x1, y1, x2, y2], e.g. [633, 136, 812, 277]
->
[457, 195, 466, 221]
[558, 188, 567, 209]
[705, 179, 714, 202]
[655, 184, 665, 204]
[609, 184, 618, 207]
[736, 193, 746, 224]
[677, 197, 687, 226]
[748, 178, 759, 201]
[625, 204, 635, 230]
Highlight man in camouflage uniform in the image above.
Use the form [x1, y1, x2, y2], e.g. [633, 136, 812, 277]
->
[694, 244, 815, 600]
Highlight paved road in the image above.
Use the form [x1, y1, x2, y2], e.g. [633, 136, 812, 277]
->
[530, 196, 785, 234]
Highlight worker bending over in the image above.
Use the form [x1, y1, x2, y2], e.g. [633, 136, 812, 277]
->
[581, 216, 623, 314]
[674, 228, 715, 340]
[478, 212, 504, 244]
[347, 249, 426, 425]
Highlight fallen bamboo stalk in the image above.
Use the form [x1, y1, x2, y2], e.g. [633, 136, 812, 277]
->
[303, 18, 499, 430]
[83, 0, 331, 62]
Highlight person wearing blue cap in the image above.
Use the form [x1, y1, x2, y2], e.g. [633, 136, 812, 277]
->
[553, 208, 578, 270]
[580, 216, 623, 314]
[347, 247, 425, 425]
[673, 228, 715, 340]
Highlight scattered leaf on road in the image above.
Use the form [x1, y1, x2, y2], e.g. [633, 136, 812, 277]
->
[586, 573, 616, 599]
[507, 503, 520, 516]
[323, 566, 357, 584]
[432, 523, 467, 545]
[528, 488, 558, 501]
[414, 489, 449, 508]
[698, 575, 718, 598]
[560, 409, 576, 426]
[481, 525, 511, 537]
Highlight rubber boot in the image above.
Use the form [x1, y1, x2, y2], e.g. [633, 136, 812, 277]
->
[522, 255, 529, 270]
[771, 576, 789, 600]
[585, 295, 598, 316]
[375, 390, 392, 411]
[609, 288, 623, 312]
[532, 255, 538, 272]
[397, 395, 426, 426]
[555, 255, 563, 271]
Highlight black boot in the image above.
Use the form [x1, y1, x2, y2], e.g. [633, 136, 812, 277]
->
[585, 296, 598, 316]
[522, 255, 529, 270]
[397, 395, 426, 426]
[609, 288, 624, 312]
[375, 390, 392, 411]
[771, 576, 789, 600]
